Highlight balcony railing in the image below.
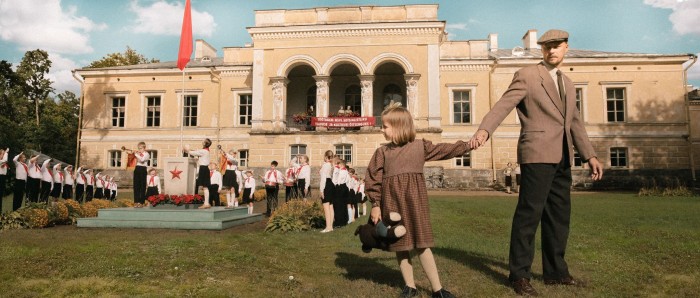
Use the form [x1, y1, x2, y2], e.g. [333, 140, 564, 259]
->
[285, 115, 382, 131]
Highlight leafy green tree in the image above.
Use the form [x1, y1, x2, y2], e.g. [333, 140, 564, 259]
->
[87, 46, 160, 68]
[15, 49, 53, 126]
[37, 91, 79, 164]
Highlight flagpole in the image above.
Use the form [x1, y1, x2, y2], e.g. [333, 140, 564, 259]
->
[177, 0, 192, 156]
[181, 69, 185, 155]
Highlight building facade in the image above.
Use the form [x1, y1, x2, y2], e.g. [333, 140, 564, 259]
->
[75, 5, 697, 190]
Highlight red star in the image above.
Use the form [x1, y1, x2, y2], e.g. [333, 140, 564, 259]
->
[170, 166, 183, 180]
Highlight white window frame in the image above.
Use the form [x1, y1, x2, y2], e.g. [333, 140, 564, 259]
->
[289, 144, 307, 164]
[108, 150, 122, 168]
[238, 150, 249, 168]
[110, 96, 126, 128]
[610, 147, 629, 168]
[335, 144, 353, 165]
[573, 82, 588, 122]
[140, 91, 165, 128]
[146, 150, 158, 167]
[233, 89, 253, 127]
[600, 82, 631, 124]
[446, 84, 477, 125]
[182, 94, 199, 127]
[454, 151, 471, 168]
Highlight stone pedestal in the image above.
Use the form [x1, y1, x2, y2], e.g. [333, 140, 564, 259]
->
[163, 157, 197, 194]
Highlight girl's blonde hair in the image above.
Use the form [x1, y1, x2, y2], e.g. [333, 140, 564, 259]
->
[382, 102, 415, 146]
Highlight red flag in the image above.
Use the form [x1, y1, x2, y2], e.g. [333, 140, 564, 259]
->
[177, 0, 192, 71]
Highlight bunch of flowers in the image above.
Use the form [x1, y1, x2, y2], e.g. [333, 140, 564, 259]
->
[292, 112, 309, 124]
[147, 194, 204, 206]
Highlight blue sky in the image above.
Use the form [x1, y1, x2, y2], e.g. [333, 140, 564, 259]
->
[1, 0, 698, 94]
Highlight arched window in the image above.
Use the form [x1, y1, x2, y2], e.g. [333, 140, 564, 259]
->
[382, 84, 404, 109]
[344, 85, 361, 115]
[307, 85, 317, 115]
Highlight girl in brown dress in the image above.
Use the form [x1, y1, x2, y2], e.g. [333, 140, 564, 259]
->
[365, 103, 470, 298]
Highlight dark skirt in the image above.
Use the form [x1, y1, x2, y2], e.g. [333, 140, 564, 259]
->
[242, 188, 253, 204]
[196, 165, 211, 187]
[348, 190, 357, 204]
[51, 182, 62, 197]
[111, 190, 117, 201]
[223, 170, 237, 188]
[322, 178, 334, 204]
[145, 186, 159, 199]
[62, 184, 73, 199]
[505, 176, 513, 187]
[209, 184, 220, 206]
[94, 187, 104, 199]
[85, 185, 94, 202]
[332, 185, 349, 227]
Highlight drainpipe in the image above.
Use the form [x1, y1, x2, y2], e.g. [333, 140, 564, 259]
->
[683, 54, 697, 181]
[488, 61, 497, 184]
[72, 70, 84, 166]
[210, 68, 222, 146]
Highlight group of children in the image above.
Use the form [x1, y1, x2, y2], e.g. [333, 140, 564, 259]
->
[318, 150, 367, 233]
[0, 148, 117, 213]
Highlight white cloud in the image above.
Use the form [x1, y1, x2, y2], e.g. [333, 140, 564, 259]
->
[0, 0, 106, 54]
[46, 52, 81, 94]
[129, 0, 216, 37]
[644, 0, 700, 35]
[446, 23, 468, 31]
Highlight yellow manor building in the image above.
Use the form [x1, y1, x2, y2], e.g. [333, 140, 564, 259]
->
[75, 4, 698, 190]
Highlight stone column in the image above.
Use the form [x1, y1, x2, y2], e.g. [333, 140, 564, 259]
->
[251, 49, 264, 131]
[359, 75, 374, 130]
[404, 74, 421, 116]
[270, 77, 289, 131]
[313, 75, 331, 132]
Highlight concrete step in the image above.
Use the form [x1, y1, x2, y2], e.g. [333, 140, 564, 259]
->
[77, 207, 264, 230]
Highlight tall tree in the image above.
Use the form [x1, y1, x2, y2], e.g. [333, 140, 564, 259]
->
[37, 91, 79, 164]
[15, 49, 53, 126]
[87, 46, 160, 68]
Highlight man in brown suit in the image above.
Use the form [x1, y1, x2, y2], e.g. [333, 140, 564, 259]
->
[469, 29, 603, 296]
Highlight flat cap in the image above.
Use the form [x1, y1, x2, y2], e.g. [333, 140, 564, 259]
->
[537, 29, 569, 44]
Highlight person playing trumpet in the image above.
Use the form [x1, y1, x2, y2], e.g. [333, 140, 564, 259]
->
[123, 142, 149, 205]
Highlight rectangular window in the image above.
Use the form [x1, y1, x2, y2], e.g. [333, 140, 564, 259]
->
[606, 88, 625, 122]
[146, 96, 161, 127]
[575, 88, 583, 118]
[455, 152, 471, 167]
[452, 90, 471, 124]
[111, 97, 125, 127]
[183, 95, 198, 127]
[610, 147, 628, 167]
[238, 150, 248, 168]
[239, 94, 252, 126]
[109, 150, 122, 168]
[335, 144, 352, 164]
[146, 150, 158, 167]
[290, 145, 307, 162]
[573, 151, 582, 167]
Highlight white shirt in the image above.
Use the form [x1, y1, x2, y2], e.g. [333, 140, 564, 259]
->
[40, 159, 53, 183]
[84, 170, 94, 186]
[64, 168, 74, 186]
[28, 160, 41, 179]
[147, 174, 162, 194]
[346, 176, 356, 192]
[110, 180, 118, 195]
[319, 162, 332, 194]
[285, 167, 297, 184]
[243, 174, 256, 190]
[235, 169, 243, 193]
[210, 170, 222, 192]
[0, 150, 8, 175]
[95, 173, 105, 188]
[188, 148, 211, 166]
[75, 167, 85, 185]
[13, 154, 28, 180]
[135, 150, 150, 167]
[297, 164, 310, 181]
[53, 164, 64, 183]
[225, 153, 238, 170]
[263, 168, 284, 185]
[333, 167, 349, 186]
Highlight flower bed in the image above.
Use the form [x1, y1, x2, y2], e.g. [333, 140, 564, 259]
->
[0, 199, 132, 230]
[146, 194, 204, 207]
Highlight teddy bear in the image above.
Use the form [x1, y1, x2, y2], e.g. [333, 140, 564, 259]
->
[354, 211, 406, 253]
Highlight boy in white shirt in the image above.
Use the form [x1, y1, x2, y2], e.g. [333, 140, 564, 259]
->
[184, 138, 212, 209]
[262, 161, 284, 216]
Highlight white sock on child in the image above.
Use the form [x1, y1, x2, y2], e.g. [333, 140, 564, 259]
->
[226, 193, 231, 207]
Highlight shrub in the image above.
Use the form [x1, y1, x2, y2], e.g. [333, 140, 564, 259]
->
[253, 189, 267, 202]
[265, 200, 325, 232]
[0, 211, 28, 230]
[21, 208, 49, 228]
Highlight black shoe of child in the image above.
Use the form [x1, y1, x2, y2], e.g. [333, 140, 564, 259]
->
[400, 285, 419, 298]
[432, 288, 456, 298]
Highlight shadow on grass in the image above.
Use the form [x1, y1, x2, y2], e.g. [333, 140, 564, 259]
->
[335, 252, 402, 287]
[433, 247, 520, 286]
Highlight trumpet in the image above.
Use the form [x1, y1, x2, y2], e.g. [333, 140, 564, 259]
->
[120, 146, 135, 153]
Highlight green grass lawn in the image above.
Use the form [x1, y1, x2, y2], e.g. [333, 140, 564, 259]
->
[1, 192, 698, 297]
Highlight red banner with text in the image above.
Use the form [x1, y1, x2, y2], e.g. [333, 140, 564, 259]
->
[311, 117, 375, 127]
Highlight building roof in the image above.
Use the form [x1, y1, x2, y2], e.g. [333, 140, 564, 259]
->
[76, 57, 241, 71]
[489, 48, 692, 60]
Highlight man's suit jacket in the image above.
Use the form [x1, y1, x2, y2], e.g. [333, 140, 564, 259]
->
[478, 62, 596, 164]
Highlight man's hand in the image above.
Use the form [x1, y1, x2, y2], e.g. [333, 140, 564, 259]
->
[588, 157, 603, 181]
[468, 129, 489, 150]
